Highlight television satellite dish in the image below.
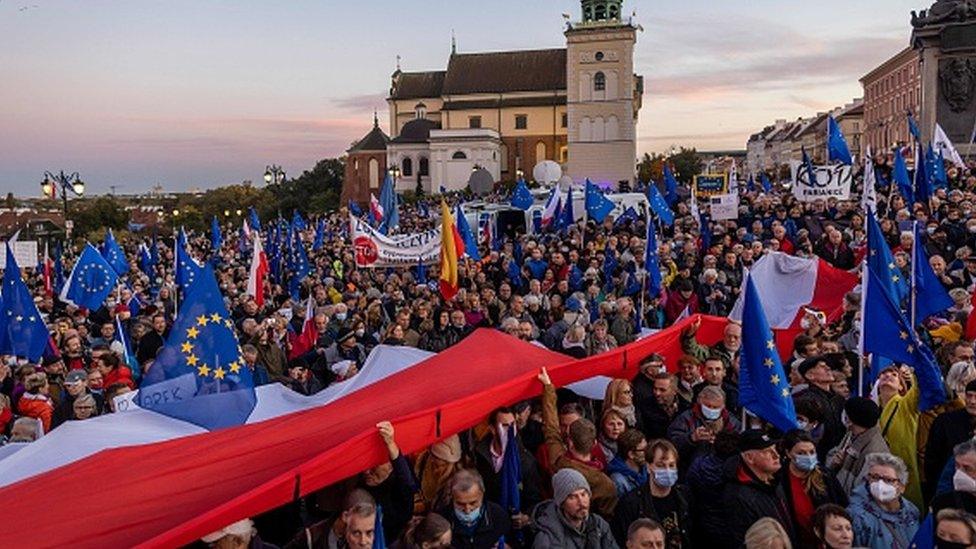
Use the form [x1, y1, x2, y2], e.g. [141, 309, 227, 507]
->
[533, 160, 562, 185]
[467, 168, 494, 196]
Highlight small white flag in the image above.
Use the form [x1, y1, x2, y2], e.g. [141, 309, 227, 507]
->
[934, 123, 966, 169]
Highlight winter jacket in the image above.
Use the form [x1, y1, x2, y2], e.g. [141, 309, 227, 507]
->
[473, 435, 544, 513]
[848, 482, 919, 549]
[17, 392, 54, 433]
[878, 377, 923, 508]
[437, 501, 510, 549]
[794, 384, 845, 456]
[605, 455, 648, 497]
[686, 451, 729, 546]
[610, 482, 692, 548]
[829, 425, 890, 495]
[541, 383, 618, 517]
[667, 404, 740, 472]
[722, 456, 797, 549]
[531, 500, 618, 549]
[924, 408, 976, 496]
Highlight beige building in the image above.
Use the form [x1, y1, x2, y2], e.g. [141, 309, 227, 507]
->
[342, 0, 642, 201]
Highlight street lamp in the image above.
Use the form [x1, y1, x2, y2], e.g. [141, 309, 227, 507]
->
[264, 165, 286, 185]
[224, 209, 231, 218]
[41, 170, 85, 225]
[516, 169, 524, 181]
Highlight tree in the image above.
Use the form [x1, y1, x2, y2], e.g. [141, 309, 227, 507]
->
[71, 196, 128, 240]
[265, 157, 344, 218]
[670, 147, 702, 184]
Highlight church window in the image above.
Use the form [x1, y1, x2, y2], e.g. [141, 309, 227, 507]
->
[594, 72, 606, 92]
[419, 156, 429, 176]
[595, 51, 604, 61]
[536, 141, 547, 162]
[515, 114, 528, 130]
[368, 158, 380, 189]
[609, 5, 618, 19]
[415, 103, 427, 119]
[402, 157, 413, 176]
[469, 116, 482, 129]
[562, 113, 568, 128]
[595, 3, 606, 20]
[452, 151, 467, 160]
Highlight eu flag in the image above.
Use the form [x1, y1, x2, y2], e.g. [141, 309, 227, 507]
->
[644, 219, 662, 297]
[455, 203, 482, 261]
[915, 145, 932, 203]
[101, 229, 129, 275]
[827, 115, 853, 165]
[893, 148, 914, 204]
[287, 226, 311, 300]
[760, 172, 773, 194]
[614, 206, 638, 227]
[663, 166, 680, 207]
[603, 247, 618, 292]
[175, 228, 203, 292]
[137, 264, 256, 430]
[739, 274, 798, 432]
[0, 245, 50, 361]
[802, 147, 818, 186]
[866, 209, 909, 305]
[248, 206, 262, 232]
[510, 177, 533, 211]
[499, 423, 522, 519]
[348, 200, 364, 218]
[312, 219, 325, 251]
[908, 112, 922, 142]
[863, 267, 947, 411]
[559, 185, 575, 232]
[138, 243, 154, 275]
[584, 179, 615, 223]
[378, 174, 399, 234]
[292, 210, 307, 231]
[210, 216, 223, 255]
[60, 243, 120, 310]
[647, 182, 674, 226]
[912, 223, 953, 322]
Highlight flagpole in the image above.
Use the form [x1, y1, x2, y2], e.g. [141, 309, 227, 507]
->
[858, 257, 867, 398]
[910, 220, 918, 329]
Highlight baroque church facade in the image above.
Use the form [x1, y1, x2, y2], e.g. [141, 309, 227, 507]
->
[343, 0, 642, 205]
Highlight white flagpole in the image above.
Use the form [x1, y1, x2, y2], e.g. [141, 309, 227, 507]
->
[858, 255, 868, 397]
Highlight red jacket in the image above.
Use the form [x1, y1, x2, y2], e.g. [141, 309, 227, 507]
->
[17, 393, 54, 434]
[103, 366, 135, 390]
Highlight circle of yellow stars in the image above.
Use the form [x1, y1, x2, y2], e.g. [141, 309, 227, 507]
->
[77, 261, 112, 293]
[181, 312, 242, 381]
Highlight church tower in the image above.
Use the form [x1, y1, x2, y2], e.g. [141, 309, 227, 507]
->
[565, 0, 642, 188]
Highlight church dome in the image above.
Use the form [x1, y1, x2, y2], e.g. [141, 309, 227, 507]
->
[392, 118, 441, 143]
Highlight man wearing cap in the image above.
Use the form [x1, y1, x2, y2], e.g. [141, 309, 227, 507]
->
[722, 430, 796, 548]
[531, 468, 618, 549]
[793, 355, 846, 457]
[58, 369, 104, 422]
[319, 327, 366, 385]
[827, 397, 889, 494]
[926, 379, 976, 496]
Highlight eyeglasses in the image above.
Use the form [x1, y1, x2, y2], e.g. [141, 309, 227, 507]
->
[867, 473, 900, 485]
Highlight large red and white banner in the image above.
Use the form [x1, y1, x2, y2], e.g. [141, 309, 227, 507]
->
[349, 214, 441, 268]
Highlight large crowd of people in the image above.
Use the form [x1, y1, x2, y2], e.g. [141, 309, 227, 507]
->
[8, 155, 976, 548]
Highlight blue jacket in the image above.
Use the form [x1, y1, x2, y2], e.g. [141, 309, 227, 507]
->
[848, 483, 919, 549]
[606, 455, 648, 496]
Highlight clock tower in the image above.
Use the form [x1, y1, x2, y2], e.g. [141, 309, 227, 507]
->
[565, 0, 642, 188]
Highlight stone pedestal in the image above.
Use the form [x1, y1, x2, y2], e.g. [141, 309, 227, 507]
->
[912, 2, 976, 156]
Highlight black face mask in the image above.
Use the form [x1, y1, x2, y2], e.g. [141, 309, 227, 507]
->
[936, 538, 972, 549]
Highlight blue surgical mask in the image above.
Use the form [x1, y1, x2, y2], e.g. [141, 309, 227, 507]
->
[336, 312, 347, 321]
[794, 454, 818, 472]
[455, 507, 481, 526]
[701, 404, 722, 421]
[653, 467, 678, 488]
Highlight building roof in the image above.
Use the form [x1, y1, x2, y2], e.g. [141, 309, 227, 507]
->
[348, 114, 390, 153]
[442, 48, 567, 95]
[442, 94, 566, 110]
[390, 118, 441, 144]
[860, 47, 916, 84]
[796, 113, 828, 138]
[390, 71, 447, 100]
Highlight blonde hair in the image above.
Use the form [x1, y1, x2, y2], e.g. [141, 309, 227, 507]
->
[604, 378, 632, 409]
[744, 517, 792, 549]
[25, 372, 48, 392]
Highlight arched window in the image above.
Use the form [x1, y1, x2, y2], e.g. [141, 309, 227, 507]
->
[452, 151, 467, 160]
[595, 3, 606, 20]
[535, 141, 547, 162]
[594, 72, 606, 92]
[419, 156, 429, 176]
[500, 143, 509, 172]
[608, 5, 618, 19]
[368, 158, 380, 189]
[415, 103, 427, 119]
[402, 157, 413, 176]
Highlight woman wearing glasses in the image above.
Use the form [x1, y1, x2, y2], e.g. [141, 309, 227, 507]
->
[847, 452, 920, 549]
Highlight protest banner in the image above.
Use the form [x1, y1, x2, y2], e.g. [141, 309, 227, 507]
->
[693, 174, 728, 198]
[709, 192, 739, 220]
[349, 214, 441, 268]
[790, 162, 852, 201]
[0, 241, 38, 270]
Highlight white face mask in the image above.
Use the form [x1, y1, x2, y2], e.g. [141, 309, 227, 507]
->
[701, 404, 722, 421]
[954, 469, 976, 493]
[869, 479, 899, 503]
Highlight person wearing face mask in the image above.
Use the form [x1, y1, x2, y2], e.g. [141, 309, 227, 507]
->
[473, 407, 543, 526]
[847, 452, 919, 549]
[828, 397, 889, 495]
[611, 439, 691, 548]
[436, 469, 510, 549]
[794, 356, 847, 458]
[921, 363, 976, 495]
[927, 380, 976, 501]
[934, 508, 976, 549]
[668, 385, 740, 472]
[930, 439, 976, 516]
[781, 430, 848, 547]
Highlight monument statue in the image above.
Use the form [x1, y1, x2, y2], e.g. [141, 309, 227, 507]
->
[912, 0, 976, 28]
[940, 58, 976, 112]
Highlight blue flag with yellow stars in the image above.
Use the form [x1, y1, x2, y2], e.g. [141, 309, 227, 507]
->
[584, 179, 615, 223]
[175, 228, 203, 292]
[137, 264, 255, 430]
[739, 274, 798, 432]
[510, 177, 533, 211]
[60, 243, 120, 310]
[101, 229, 129, 275]
[646, 182, 674, 226]
[0, 245, 50, 361]
[866, 208, 909, 305]
[863, 267, 947, 411]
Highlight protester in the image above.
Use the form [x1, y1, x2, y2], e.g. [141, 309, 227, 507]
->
[827, 397, 888, 494]
[611, 438, 691, 547]
[436, 469, 509, 549]
[780, 430, 847, 546]
[811, 504, 854, 549]
[847, 452, 919, 549]
[531, 468, 618, 549]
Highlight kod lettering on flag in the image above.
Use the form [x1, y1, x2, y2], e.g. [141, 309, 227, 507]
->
[790, 162, 852, 201]
[349, 214, 441, 268]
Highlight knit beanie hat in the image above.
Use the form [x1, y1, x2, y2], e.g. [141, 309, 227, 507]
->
[552, 468, 590, 505]
[844, 397, 880, 429]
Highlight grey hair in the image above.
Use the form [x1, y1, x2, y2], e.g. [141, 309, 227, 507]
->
[10, 417, 40, 442]
[73, 394, 96, 409]
[947, 361, 976, 396]
[500, 317, 519, 331]
[450, 469, 485, 495]
[698, 384, 726, 403]
[864, 452, 909, 485]
[954, 439, 976, 460]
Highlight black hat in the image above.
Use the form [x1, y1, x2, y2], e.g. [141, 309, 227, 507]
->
[797, 355, 827, 378]
[336, 327, 356, 344]
[965, 379, 976, 394]
[739, 429, 778, 452]
[844, 397, 881, 429]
